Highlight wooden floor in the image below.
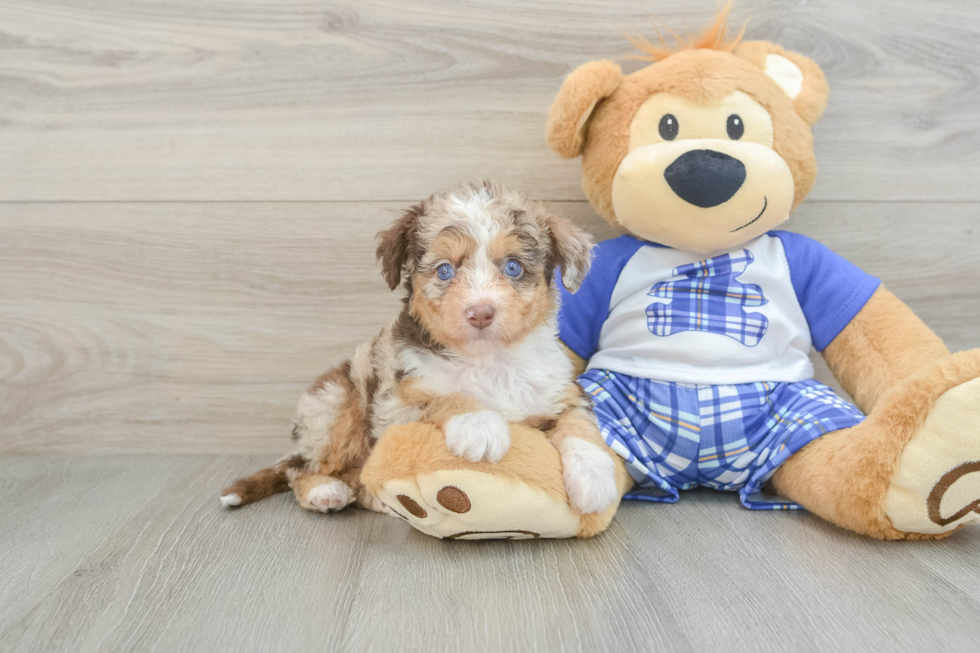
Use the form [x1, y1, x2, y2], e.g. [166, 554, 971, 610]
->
[0, 455, 977, 653]
[2, 0, 980, 650]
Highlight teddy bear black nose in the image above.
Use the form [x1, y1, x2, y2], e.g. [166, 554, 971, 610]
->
[664, 149, 746, 208]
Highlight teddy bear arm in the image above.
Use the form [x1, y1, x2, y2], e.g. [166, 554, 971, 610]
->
[822, 285, 950, 414]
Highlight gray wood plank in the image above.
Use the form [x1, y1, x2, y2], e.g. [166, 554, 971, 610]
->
[0, 0, 977, 202]
[0, 455, 374, 653]
[0, 456, 977, 653]
[615, 491, 980, 652]
[0, 201, 405, 455]
[0, 456, 210, 632]
[2, 200, 977, 454]
[338, 511, 692, 653]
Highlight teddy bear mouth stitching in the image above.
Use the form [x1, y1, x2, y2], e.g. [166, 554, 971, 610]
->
[729, 196, 768, 233]
[447, 530, 541, 539]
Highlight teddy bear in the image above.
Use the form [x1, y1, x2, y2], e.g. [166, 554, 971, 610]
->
[362, 7, 980, 540]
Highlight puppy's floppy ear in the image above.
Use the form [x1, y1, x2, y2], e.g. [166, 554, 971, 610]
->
[375, 203, 423, 291]
[735, 40, 829, 126]
[542, 212, 594, 293]
[546, 60, 623, 159]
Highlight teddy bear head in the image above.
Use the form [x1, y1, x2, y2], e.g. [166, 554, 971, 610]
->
[546, 9, 830, 254]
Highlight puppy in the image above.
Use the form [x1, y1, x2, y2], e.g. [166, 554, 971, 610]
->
[221, 181, 619, 516]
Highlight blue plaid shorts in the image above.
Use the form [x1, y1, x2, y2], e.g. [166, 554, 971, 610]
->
[579, 369, 866, 510]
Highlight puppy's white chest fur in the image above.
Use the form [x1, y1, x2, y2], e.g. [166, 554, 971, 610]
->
[403, 326, 574, 421]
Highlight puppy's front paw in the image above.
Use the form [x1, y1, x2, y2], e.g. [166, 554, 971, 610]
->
[445, 411, 511, 463]
[560, 439, 618, 514]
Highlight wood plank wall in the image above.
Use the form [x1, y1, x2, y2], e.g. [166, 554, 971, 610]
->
[1, 0, 978, 454]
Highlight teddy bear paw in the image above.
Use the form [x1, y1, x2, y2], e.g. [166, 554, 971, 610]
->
[376, 469, 581, 540]
[885, 376, 980, 535]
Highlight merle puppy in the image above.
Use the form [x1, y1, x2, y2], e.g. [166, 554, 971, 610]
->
[221, 181, 619, 516]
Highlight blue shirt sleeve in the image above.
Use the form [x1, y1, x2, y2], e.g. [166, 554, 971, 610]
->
[555, 235, 645, 360]
[770, 231, 881, 352]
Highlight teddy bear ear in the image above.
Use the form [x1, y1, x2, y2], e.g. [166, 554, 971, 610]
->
[546, 60, 623, 159]
[734, 40, 830, 126]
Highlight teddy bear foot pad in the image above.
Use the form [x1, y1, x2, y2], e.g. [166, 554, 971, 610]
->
[377, 469, 582, 540]
[885, 376, 980, 535]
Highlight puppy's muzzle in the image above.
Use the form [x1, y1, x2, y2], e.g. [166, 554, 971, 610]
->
[466, 304, 496, 330]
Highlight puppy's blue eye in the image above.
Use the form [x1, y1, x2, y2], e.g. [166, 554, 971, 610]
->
[436, 264, 455, 280]
[504, 260, 523, 278]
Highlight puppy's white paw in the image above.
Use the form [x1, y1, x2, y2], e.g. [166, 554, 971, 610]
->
[220, 493, 242, 507]
[306, 480, 355, 513]
[560, 439, 618, 514]
[445, 410, 511, 463]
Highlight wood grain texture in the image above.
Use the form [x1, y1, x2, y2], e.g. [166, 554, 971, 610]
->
[0, 456, 198, 630]
[0, 455, 977, 653]
[2, 200, 978, 454]
[0, 0, 977, 201]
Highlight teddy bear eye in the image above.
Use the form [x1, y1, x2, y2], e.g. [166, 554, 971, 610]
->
[659, 114, 679, 141]
[726, 114, 744, 140]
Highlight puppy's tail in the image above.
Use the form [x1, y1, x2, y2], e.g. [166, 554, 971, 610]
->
[220, 461, 291, 508]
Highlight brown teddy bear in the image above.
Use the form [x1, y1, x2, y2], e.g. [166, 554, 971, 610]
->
[363, 7, 980, 540]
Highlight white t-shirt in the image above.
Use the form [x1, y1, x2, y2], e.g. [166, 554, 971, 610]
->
[556, 232, 880, 385]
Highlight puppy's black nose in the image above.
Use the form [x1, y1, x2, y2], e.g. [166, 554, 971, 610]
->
[466, 304, 496, 330]
[664, 149, 746, 208]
